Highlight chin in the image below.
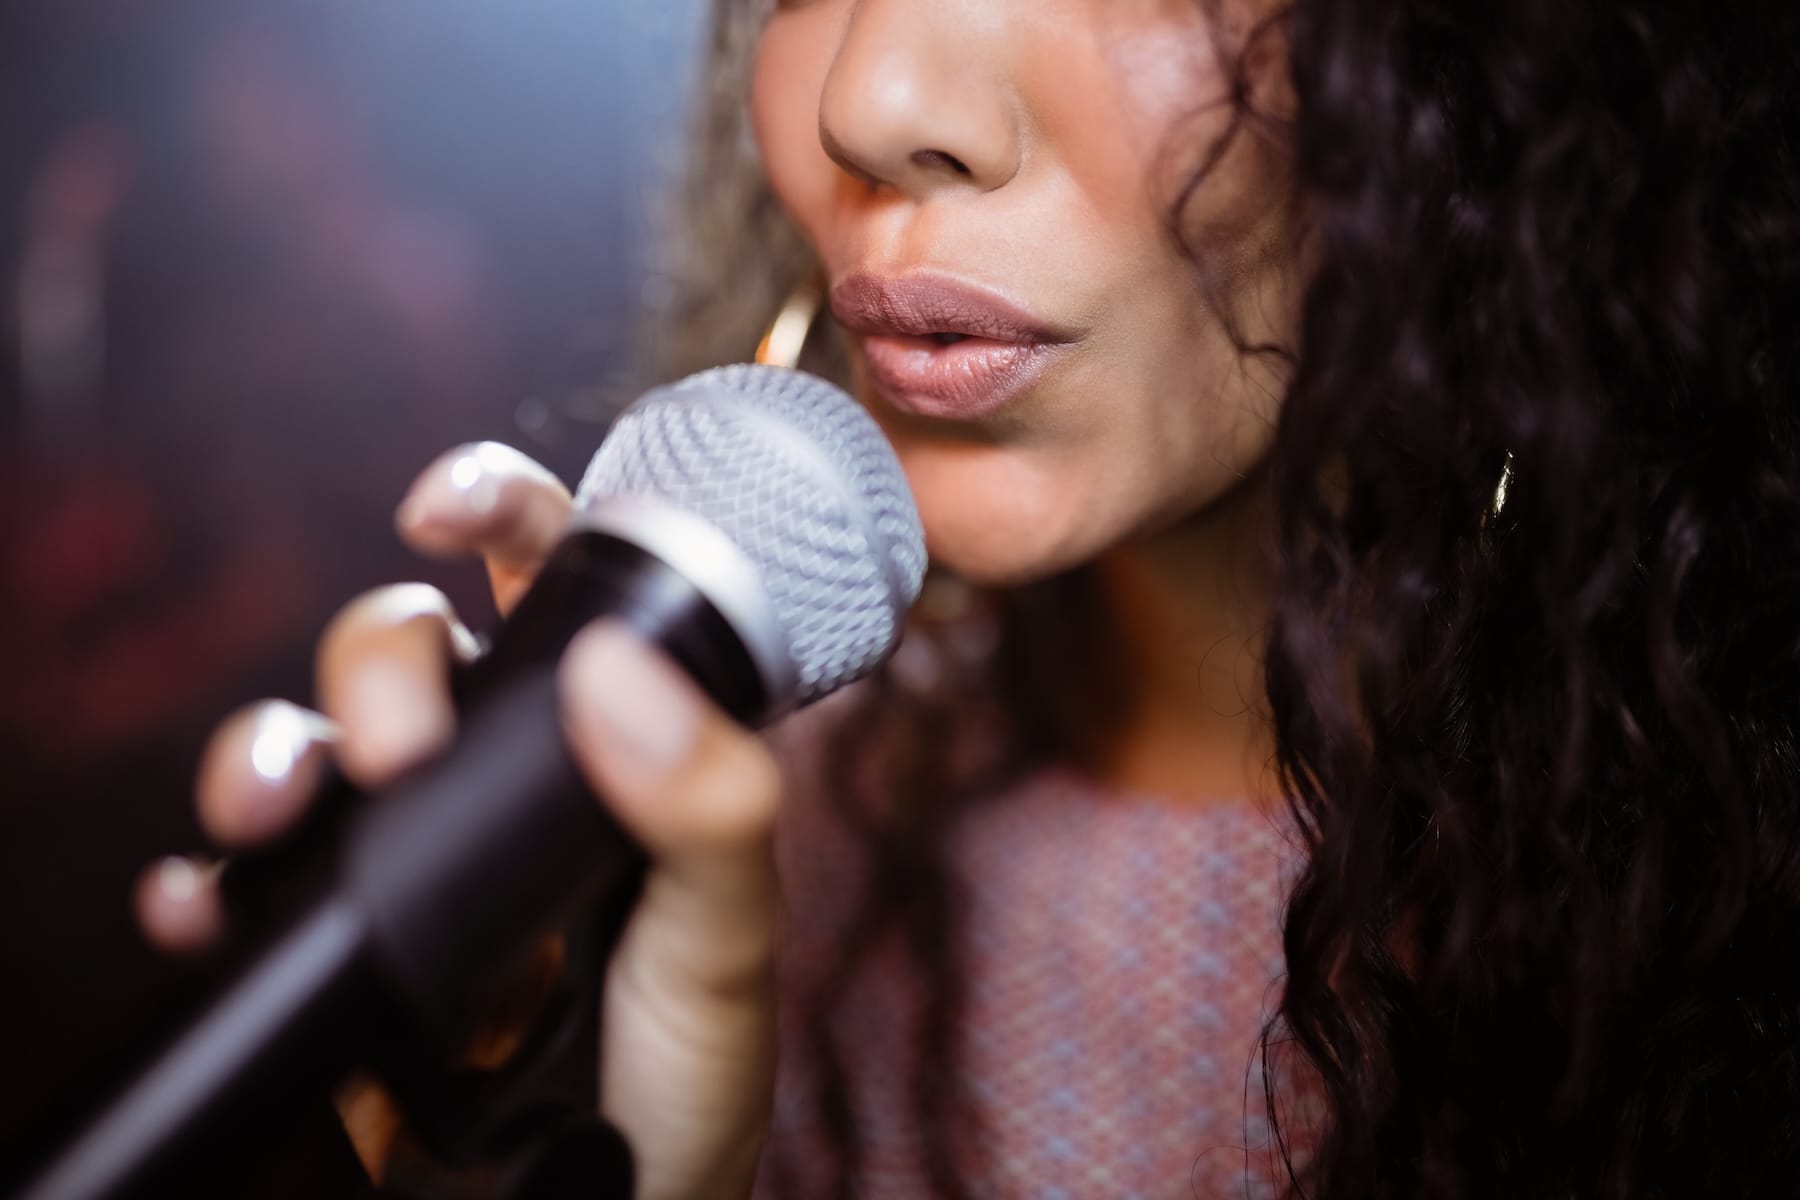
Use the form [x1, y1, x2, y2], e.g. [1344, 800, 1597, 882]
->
[929, 547, 1057, 589]
[918, 500, 1107, 589]
[891, 444, 1112, 588]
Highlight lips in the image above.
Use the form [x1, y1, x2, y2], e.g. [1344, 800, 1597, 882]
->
[830, 272, 1074, 420]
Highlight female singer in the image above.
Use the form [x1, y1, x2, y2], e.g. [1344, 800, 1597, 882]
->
[140, 0, 1800, 1195]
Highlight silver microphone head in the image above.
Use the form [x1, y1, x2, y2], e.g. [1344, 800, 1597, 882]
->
[573, 364, 926, 716]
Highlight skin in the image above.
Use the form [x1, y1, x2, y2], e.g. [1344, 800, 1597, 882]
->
[144, 458, 780, 1198]
[144, 1, 1303, 1194]
[755, 0, 1298, 798]
[758, 0, 1295, 588]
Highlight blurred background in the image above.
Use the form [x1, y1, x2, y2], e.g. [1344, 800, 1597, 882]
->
[1, 0, 705, 1177]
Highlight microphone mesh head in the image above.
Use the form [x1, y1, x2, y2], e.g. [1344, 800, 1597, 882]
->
[575, 365, 926, 707]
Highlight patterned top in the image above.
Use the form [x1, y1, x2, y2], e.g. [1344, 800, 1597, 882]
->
[756, 754, 1309, 1199]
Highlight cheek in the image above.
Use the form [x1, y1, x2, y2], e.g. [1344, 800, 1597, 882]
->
[749, 15, 842, 257]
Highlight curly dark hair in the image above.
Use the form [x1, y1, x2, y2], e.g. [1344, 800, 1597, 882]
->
[656, 0, 1800, 1195]
[1267, 0, 1800, 1194]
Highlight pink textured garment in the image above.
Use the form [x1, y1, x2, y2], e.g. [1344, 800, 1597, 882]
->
[756, 752, 1311, 1199]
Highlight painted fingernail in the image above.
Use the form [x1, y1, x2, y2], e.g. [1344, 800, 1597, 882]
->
[157, 856, 202, 903]
[566, 622, 701, 777]
[140, 856, 224, 953]
[156, 856, 220, 903]
[449, 447, 499, 515]
[249, 702, 330, 784]
[447, 618, 486, 664]
[397, 443, 492, 532]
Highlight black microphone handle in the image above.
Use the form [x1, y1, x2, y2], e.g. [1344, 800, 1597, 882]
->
[19, 529, 769, 1200]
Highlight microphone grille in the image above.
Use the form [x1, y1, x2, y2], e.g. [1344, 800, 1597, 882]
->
[575, 365, 925, 708]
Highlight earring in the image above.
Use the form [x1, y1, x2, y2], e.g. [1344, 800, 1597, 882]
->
[755, 279, 824, 369]
[1491, 451, 1515, 518]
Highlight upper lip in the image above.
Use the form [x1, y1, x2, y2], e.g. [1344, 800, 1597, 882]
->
[829, 271, 1073, 346]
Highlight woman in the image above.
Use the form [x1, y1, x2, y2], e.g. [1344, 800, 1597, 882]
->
[140, 0, 1800, 1195]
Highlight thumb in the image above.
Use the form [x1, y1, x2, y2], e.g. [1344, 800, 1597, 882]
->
[556, 620, 782, 986]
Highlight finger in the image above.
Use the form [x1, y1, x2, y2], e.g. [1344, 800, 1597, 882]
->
[557, 621, 782, 995]
[394, 442, 573, 615]
[196, 701, 339, 848]
[134, 856, 224, 955]
[316, 583, 478, 788]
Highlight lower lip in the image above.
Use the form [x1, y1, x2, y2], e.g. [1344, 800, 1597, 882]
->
[858, 334, 1065, 421]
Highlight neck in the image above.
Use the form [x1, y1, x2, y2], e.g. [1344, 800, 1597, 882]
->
[1089, 473, 1279, 809]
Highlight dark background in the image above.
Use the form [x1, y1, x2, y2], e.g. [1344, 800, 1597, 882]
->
[1, 0, 703, 1177]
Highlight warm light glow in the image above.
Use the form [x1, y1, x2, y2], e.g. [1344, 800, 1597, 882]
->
[755, 283, 822, 369]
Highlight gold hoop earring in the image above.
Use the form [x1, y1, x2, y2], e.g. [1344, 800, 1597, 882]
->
[755, 280, 824, 369]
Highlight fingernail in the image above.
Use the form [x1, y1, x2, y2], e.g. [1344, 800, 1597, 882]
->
[248, 702, 328, 784]
[566, 622, 701, 776]
[156, 856, 202, 903]
[398, 443, 499, 533]
[449, 448, 499, 515]
[447, 619, 486, 664]
[141, 857, 223, 953]
[466, 477, 500, 516]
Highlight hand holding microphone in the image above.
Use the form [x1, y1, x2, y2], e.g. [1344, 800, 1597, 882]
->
[32, 366, 924, 1199]
[167, 454, 787, 1199]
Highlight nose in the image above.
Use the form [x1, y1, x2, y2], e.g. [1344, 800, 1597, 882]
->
[817, 0, 1023, 198]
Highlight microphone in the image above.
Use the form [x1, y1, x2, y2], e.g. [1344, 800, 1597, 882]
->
[20, 364, 926, 1200]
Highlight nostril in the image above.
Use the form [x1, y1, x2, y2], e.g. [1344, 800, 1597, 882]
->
[912, 148, 973, 177]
